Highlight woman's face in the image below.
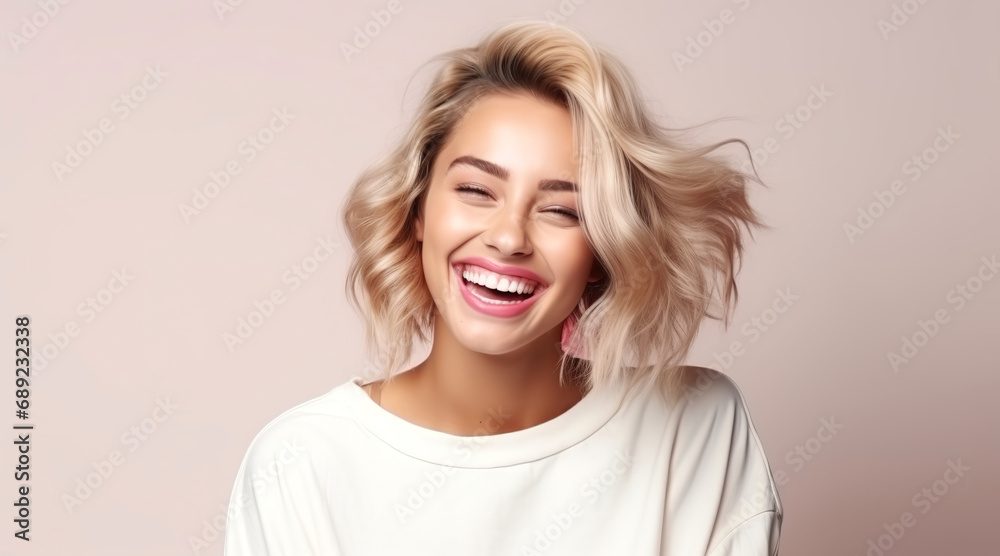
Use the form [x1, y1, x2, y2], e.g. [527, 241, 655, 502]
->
[414, 92, 603, 356]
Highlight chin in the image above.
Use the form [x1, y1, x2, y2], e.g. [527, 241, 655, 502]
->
[458, 335, 523, 356]
[463, 328, 558, 357]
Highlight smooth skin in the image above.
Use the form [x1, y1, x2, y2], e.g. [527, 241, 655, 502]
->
[363, 92, 604, 436]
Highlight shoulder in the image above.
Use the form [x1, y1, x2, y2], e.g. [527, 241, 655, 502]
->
[236, 378, 360, 476]
[666, 365, 775, 471]
[657, 366, 784, 550]
[670, 365, 744, 409]
[628, 366, 752, 437]
[642, 365, 752, 430]
[225, 380, 363, 553]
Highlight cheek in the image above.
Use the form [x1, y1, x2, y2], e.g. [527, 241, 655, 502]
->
[549, 235, 597, 283]
[425, 199, 479, 236]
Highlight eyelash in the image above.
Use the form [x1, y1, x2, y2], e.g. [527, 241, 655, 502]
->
[456, 184, 579, 220]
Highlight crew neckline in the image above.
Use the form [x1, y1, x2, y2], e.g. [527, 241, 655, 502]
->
[343, 376, 630, 468]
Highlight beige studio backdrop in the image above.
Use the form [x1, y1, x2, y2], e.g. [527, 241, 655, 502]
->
[1, 1, 998, 555]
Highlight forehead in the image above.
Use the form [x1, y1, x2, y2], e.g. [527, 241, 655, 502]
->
[435, 93, 577, 181]
[454, 92, 571, 137]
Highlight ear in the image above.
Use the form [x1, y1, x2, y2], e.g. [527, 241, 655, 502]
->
[587, 259, 606, 283]
[413, 200, 424, 242]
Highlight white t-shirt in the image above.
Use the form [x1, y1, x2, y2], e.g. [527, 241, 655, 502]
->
[224, 367, 782, 555]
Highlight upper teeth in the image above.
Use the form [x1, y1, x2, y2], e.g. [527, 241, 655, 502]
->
[460, 264, 538, 295]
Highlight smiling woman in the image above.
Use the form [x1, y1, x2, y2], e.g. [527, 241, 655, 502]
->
[225, 20, 782, 556]
[412, 92, 602, 364]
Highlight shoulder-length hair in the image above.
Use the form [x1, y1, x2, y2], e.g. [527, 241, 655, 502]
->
[341, 20, 766, 403]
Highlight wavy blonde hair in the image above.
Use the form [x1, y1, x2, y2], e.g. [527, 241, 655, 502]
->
[341, 20, 767, 403]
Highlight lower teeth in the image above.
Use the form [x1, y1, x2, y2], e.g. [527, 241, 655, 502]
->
[474, 294, 521, 305]
[465, 279, 528, 305]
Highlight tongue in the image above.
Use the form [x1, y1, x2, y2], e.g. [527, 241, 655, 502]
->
[466, 279, 530, 302]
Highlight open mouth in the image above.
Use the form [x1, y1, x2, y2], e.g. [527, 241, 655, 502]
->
[454, 264, 545, 305]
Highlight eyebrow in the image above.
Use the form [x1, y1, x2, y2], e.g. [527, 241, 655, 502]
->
[445, 155, 577, 193]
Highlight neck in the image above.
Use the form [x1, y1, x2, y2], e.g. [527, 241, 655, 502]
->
[401, 310, 586, 436]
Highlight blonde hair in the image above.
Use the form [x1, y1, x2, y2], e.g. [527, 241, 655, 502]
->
[341, 21, 766, 403]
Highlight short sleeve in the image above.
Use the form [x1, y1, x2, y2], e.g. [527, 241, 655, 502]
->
[707, 511, 782, 556]
[223, 416, 340, 555]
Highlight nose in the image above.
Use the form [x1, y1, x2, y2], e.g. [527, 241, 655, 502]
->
[482, 204, 532, 257]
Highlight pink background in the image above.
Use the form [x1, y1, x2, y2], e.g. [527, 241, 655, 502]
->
[1, 1, 997, 554]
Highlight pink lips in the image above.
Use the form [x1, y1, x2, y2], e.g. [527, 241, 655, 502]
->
[452, 257, 546, 318]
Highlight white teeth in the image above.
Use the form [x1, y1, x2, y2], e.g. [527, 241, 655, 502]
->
[460, 265, 538, 295]
[469, 289, 521, 305]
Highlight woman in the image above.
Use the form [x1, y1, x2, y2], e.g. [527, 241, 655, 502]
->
[225, 21, 782, 555]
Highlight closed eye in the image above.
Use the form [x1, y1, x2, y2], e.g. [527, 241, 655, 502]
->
[457, 183, 579, 221]
[456, 183, 490, 197]
[547, 207, 579, 220]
